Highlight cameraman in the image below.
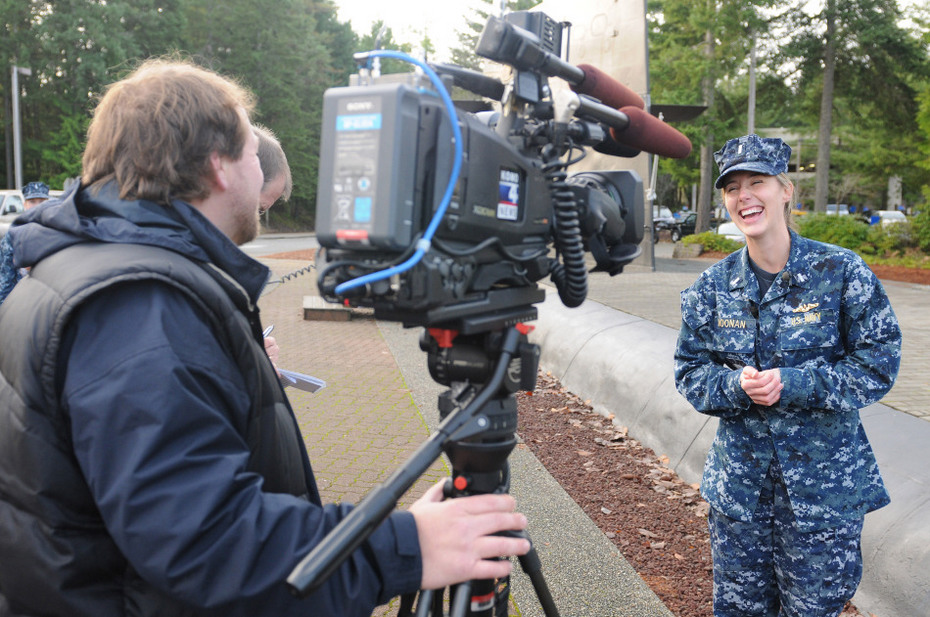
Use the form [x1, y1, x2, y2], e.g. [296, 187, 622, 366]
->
[0, 58, 529, 616]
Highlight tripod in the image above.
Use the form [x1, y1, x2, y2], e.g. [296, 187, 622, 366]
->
[287, 316, 560, 617]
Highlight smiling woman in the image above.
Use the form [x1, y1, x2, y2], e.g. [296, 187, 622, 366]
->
[674, 133, 902, 617]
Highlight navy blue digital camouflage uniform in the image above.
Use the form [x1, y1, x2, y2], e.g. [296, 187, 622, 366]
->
[675, 230, 901, 616]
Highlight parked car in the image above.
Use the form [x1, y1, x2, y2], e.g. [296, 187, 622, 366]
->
[652, 206, 675, 230]
[715, 221, 746, 243]
[651, 206, 676, 242]
[668, 213, 724, 242]
[876, 210, 907, 227]
[826, 203, 849, 216]
[0, 190, 25, 237]
[669, 212, 695, 242]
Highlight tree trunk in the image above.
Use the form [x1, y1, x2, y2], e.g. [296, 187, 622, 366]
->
[814, 0, 837, 213]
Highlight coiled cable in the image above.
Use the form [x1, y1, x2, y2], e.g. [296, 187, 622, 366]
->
[544, 146, 587, 308]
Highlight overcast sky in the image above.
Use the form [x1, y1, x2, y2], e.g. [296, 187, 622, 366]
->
[334, 0, 487, 61]
[334, 0, 930, 62]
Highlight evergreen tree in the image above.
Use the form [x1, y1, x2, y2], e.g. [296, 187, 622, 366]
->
[0, 0, 184, 188]
[775, 0, 928, 210]
[649, 0, 930, 218]
[648, 0, 777, 230]
[181, 0, 355, 226]
[4, 0, 929, 224]
[357, 21, 414, 75]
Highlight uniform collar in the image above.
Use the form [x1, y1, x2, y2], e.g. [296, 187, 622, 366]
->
[782, 230, 813, 289]
[726, 229, 811, 300]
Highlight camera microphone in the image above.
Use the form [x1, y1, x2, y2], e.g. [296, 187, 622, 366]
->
[569, 94, 690, 159]
[565, 112, 641, 158]
[781, 272, 791, 285]
[609, 106, 693, 159]
[570, 63, 645, 110]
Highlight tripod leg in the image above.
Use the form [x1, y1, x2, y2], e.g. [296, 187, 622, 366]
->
[516, 536, 561, 617]
[430, 588, 445, 616]
[415, 589, 435, 617]
[450, 581, 472, 617]
[397, 592, 416, 616]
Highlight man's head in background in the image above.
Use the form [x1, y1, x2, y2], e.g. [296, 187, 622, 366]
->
[254, 124, 292, 214]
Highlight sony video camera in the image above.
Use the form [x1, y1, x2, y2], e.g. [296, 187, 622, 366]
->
[315, 11, 690, 332]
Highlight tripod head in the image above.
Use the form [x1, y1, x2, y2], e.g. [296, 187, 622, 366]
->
[420, 319, 539, 499]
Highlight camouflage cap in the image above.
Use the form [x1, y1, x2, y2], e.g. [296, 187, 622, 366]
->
[22, 181, 50, 200]
[713, 134, 791, 189]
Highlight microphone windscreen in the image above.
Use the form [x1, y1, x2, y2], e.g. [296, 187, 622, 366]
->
[609, 106, 693, 159]
[572, 64, 646, 110]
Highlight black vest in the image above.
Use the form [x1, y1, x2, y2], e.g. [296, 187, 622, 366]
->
[0, 242, 319, 616]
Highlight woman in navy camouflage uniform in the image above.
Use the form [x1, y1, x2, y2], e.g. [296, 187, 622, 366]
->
[674, 134, 901, 616]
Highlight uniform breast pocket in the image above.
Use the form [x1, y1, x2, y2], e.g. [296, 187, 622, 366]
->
[778, 308, 839, 362]
[711, 313, 756, 362]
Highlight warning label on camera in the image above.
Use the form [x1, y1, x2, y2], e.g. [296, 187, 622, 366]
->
[332, 97, 381, 232]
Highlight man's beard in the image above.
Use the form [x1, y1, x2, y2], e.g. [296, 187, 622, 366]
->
[231, 203, 261, 246]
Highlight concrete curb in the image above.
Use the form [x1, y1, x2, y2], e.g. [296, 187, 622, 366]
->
[528, 289, 715, 485]
[529, 289, 930, 617]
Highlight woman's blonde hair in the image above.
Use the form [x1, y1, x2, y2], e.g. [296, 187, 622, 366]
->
[775, 173, 797, 231]
[82, 57, 255, 205]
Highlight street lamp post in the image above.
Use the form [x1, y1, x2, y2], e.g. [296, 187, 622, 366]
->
[11, 65, 32, 191]
[748, 36, 756, 134]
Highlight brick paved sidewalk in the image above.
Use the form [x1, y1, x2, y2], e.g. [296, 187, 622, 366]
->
[258, 259, 448, 508]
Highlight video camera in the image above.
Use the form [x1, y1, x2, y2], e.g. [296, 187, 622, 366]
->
[315, 11, 691, 332]
[290, 13, 693, 608]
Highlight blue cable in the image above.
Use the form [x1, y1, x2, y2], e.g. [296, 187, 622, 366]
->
[334, 51, 464, 295]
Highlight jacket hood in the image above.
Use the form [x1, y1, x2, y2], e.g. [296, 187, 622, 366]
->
[8, 182, 270, 303]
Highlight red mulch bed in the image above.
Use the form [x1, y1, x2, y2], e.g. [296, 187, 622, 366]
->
[867, 263, 930, 285]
